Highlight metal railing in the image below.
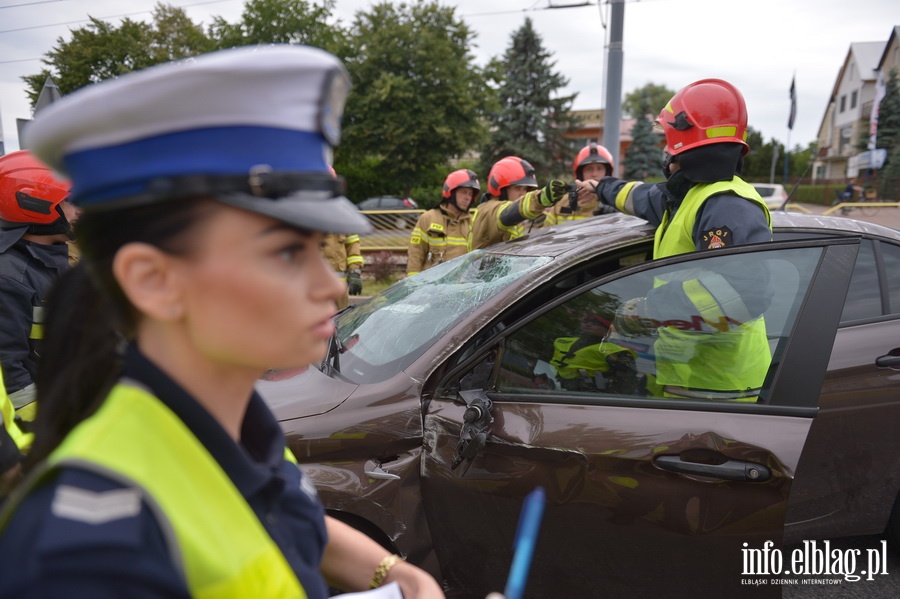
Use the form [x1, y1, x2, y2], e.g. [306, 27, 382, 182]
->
[359, 209, 424, 250]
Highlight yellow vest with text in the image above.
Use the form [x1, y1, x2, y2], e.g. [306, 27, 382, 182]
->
[652, 178, 772, 401]
[7, 381, 306, 599]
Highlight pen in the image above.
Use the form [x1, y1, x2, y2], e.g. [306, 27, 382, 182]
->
[504, 486, 546, 599]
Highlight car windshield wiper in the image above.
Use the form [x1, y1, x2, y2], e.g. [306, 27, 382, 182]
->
[324, 330, 344, 374]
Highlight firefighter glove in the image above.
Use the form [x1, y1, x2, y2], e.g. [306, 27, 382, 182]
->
[539, 180, 568, 207]
[347, 270, 363, 296]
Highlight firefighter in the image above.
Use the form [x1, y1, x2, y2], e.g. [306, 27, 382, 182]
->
[0, 45, 443, 598]
[407, 169, 478, 275]
[544, 143, 615, 227]
[0, 150, 76, 427]
[324, 233, 364, 309]
[582, 79, 773, 401]
[323, 166, 363, 309]
[468, 156, 576, 250]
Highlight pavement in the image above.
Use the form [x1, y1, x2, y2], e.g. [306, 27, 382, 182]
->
[785, 202, 900, 230]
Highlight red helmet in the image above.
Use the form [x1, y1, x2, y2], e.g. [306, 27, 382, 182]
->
[487, 157, 538, 197]
[442, 169, 480, 199]
[656, 79, 749, 156]
[573, 143, 614, 179]
[0, 150, 71, 228]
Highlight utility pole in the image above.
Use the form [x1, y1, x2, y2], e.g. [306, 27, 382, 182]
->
[603, 0, 625, 173]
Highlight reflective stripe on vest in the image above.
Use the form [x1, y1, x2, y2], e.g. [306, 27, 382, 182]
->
[653, 177, 771, 259]
[0, 369, 31, 452]
[16, 382, 305, 599]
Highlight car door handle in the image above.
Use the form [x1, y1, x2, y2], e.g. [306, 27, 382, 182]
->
[364, 459, 401, 480]
[654, 455, 772, 482]
[875, 349, 900, 368]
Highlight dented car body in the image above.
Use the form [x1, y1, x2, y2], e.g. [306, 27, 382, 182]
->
[260, 212, 900, 598]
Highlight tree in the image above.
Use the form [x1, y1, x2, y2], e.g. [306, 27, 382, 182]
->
[336, 1, 487, 200]
[479, 17, 579, 182]
[23, 4, 213, 105]
[876, 69, 900, 197]
[622, 93, 659, 180]
[622, 83, 675, 118]
[209, 0, 345, 54]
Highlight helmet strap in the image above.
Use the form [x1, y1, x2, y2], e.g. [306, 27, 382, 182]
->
[26, 204, 73, 239]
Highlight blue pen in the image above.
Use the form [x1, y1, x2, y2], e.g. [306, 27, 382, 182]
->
[504, 486, 546, 599]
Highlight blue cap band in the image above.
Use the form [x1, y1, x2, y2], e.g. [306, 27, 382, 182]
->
[65, 126, 327, 206]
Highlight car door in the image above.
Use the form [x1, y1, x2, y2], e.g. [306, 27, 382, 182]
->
[419, 238, 859, 598]
[785, 237, 900, 543]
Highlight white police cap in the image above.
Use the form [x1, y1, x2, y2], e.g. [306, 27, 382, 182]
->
[24, 44, 371, 235]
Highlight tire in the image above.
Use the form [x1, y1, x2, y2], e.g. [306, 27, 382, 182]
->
[860, 203, 879, 217]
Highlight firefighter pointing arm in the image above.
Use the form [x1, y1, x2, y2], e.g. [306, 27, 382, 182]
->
[468, 157, 570, 251]
[583, 79, 774, 401]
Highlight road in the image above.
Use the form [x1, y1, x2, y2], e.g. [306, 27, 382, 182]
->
[785, 202, 900, 230]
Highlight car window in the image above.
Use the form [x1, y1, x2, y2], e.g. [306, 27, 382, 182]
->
[754, 186, 775, 197]
[881, 241, 900, 315]
[329, 251, 552, 383]
[840, 239, 880, 322]
[496, 246, 823, 405]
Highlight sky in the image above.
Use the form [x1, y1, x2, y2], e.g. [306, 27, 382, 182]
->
[0, 0, 898, 156]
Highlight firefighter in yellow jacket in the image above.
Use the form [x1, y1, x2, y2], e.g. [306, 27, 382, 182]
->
[407, 169, 478, 275]
[324, 233, 364, 309]
[544, 143, 615, 227]
[469, 156, 574, 250]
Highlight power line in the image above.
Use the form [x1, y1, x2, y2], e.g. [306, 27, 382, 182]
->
[0, 0, 237, 34]
[0, 0, 66, 9]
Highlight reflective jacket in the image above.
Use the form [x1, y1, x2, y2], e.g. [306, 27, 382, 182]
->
[468, 189, 546, 250]
[551, 337, 630, 377]
[2, 381, 306, 599]
[0, 239, 70, 420]
[323, 234, 363, 274]
[407, 205, 471, 275]
[543, 196, 600, 227]
[650, 178, 772, 400]
[0, 369, 31, 455]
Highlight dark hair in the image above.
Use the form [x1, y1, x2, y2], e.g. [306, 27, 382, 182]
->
[27, 198, 213, 467]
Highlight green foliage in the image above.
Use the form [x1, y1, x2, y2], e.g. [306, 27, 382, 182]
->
[479, 17, 579, 182]
[623, 93, 660, 180]
[622, 82, 675, 118]
[876, 68, 900, 191]
[208, 0, 344, 53]
[23, 5, 214, 103]
[337, 1, 488, 199]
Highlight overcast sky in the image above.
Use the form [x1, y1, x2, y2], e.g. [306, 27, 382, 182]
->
[1, 0, 898, 156]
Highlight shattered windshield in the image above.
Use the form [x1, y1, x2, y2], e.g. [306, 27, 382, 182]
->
[326, 251, 552, 384]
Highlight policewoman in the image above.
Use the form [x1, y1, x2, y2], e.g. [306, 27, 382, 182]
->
[0, 46, 444, 598]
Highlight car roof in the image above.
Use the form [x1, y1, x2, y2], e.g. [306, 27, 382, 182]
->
[483, 211, 900, 260]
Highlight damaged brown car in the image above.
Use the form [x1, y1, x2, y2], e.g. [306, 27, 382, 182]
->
[260, 212, 900, 598]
